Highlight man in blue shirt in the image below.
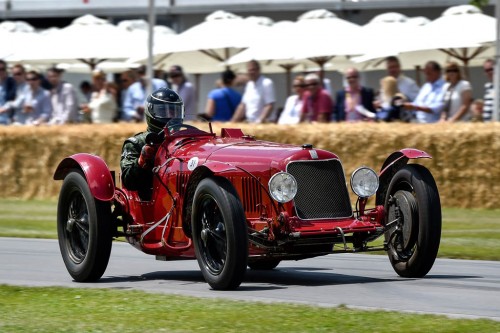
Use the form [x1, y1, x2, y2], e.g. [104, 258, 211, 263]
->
[204, 70, 241, 122]
[403, 61, 446, 123]
[122, 65, 167, 122]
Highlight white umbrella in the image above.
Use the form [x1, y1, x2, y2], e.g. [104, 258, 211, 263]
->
[229, 10, 362, 72]
[356, 5, 495, 74]
[0, 30, 39, 59]
[9, 14, 143, 69]
[133, 10, 272, 74]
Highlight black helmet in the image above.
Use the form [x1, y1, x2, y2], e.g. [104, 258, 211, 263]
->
[145, 87, 184, 133]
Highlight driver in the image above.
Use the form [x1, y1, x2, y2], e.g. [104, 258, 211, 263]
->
[120, 87, 184, 198]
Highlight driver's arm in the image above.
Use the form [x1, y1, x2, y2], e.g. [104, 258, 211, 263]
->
[120, 134, 152, 191]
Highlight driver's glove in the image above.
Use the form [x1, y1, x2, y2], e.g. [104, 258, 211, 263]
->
[138, 144, 158, 169]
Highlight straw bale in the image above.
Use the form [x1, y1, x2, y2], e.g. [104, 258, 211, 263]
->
[0, 122, 498, 208]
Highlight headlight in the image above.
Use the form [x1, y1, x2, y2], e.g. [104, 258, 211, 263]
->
[268, 172, 298, 203]
[350, 167, 379, 198]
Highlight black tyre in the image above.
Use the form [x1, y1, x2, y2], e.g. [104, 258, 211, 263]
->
[191, 177, 248, 290]
[384, 164, 441, 278]
[57, 170, 112, 282]
[248, 259, 281, 270]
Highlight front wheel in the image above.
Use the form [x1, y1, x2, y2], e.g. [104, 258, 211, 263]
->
[191, 177, 248, 290]
[384, 164, 441, 278]
[57, 170, 112, 282]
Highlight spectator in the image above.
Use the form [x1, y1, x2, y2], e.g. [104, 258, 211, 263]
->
[118, 70, 137, 121]
[385, 56, 420, 101]
[231, 60, 276, 123]
[78, 80, 93, 123]
[46, 67, 79, 124]
[2, 64, 29, 123]
[440, 62, 472, 122]
[122, 65, 167, 122]
[0, 59, 16, 125]
[403, 61, 446, 123]
[300, 73, 332, 123]
[203, 69, 241, 122]
[81, 70, 117, 124]
[375, 76, 408, 122]
[482, 59, 494, 122]
[168, 65, 196, 120]
[471, 99, 484, 122]
[13, 70, 51, 125]
[278, 75, 307, 125]
[79, 81, 92, 103]
[334, 68, 376, 122]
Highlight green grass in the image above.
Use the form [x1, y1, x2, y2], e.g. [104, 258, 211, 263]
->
[0, 285, 499, 333]
[0, 199, 499, 260]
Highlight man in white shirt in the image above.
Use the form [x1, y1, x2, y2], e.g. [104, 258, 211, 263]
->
[386, 56, 420, 102]
[46, 67, 79, 124]
[231, 60, 275, 123]
[403, 61, 446, 123]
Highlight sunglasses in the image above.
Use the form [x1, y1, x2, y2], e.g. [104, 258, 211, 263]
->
[485, 67, 494, 73]
[346, 76, 358, 80]
[12, 72, 23, 76]
[293, 84, 306, 88]
[169, 73, 181, 78]
[446, 69, 459, 73]
[305, 82, 319, 87]
[26, 77, 39, 81]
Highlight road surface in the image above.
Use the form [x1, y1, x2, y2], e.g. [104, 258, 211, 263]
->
[1, 237, 499, 321]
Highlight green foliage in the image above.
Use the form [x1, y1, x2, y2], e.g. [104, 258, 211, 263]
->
[469, 0, 490, 8]
[1, 285, 499, 333]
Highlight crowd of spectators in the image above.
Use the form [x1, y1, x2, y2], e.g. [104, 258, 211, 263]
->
[0, 56, 496, 126]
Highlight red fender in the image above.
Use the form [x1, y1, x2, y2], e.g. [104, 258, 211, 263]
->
[53, 153, 115, 202]
[375, 148, 432, 205]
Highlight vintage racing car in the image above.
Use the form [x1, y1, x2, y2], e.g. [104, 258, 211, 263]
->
[54, 124, 441, 290]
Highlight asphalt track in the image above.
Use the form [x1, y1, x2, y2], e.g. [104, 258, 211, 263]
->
[1, 237, 499, 321]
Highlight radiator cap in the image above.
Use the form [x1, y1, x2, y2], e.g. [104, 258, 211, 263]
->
[302, 143, 313, 149]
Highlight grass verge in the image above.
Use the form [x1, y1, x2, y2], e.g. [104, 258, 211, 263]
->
[1, 285, 499, 333]
[0, 199, 499, 260]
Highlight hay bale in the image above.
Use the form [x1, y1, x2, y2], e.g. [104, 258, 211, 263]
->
[0, 122, 499, 208]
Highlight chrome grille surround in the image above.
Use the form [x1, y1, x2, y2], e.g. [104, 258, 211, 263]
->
[286, 158, 353, 220]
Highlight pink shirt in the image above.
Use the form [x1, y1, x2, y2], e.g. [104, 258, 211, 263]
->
[344, 86, 363, 122]
[301, 89, 333, 122]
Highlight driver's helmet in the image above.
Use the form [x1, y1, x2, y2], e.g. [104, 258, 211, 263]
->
[145, 87, 184, 133]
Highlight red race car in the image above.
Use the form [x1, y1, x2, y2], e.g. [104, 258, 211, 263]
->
[54, 124, 441, 290]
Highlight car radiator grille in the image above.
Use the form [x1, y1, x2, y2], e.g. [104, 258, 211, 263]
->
[287, 159, 353, 220]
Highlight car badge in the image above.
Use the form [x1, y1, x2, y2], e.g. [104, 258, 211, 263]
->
[187, 157, 199, 170]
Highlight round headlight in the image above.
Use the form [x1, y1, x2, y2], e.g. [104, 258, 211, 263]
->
[350, 167, 379, 198]
[268, 172, 298, 203]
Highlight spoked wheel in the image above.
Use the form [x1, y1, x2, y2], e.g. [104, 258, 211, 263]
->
[384, 164, 441, 278]
[57, 171, 112, 282]
[248, 259, 281, 270]
[192, 177, 248, 290]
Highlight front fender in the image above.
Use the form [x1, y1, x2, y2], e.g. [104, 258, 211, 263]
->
[375, 148, 431, 205]
[53, 153, 115, 202]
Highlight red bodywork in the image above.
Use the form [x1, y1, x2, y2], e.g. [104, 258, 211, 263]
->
[54, 126, 431, 261]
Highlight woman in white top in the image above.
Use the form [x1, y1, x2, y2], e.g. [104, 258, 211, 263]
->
[83, 70, 117, 124]
[278, 75, 306, 125]
[440, 62, 472, 122]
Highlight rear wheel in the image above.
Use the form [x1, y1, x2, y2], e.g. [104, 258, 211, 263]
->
[192, 177, 248, 290]
[57, 170, 112, 282]
[384, 164, 441, 278]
